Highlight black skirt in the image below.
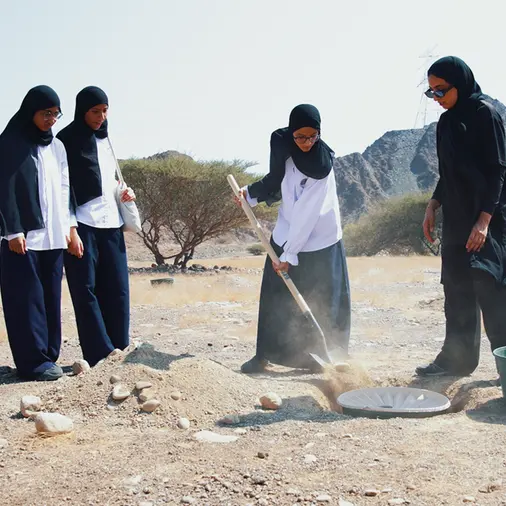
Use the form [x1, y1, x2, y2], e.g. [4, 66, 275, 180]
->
[255, 238, 351, 368]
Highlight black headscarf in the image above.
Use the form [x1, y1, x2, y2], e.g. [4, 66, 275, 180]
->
[428, 56, 485, 118]
[273, 104, 334, 180]
[248, 104, 335, 205]
[57, 86, 109, 206]
[0, 86, 61, 235]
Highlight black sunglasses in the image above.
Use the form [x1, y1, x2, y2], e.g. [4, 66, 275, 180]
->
[425, 85, 454, 99]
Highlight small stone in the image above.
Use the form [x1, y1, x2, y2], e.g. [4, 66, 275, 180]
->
[194, 430, 238, 443]
[181, 496, 196, 504]
[342, 433, 354, 439]
[20, 395, 42, 418]
[220, 414, 240, 425]
[141, 400, 161, 413]
[463, 497, 476, 503]
[34, 412, 73, 435]
[96, 380, 104, 386]
[0, 438, 8, 450]
[364, 489, 380, 497]
[112, 384, 131, 401]
[252, 476, 267, 485]
[234, 428, 248, 435]
[388, 500, 407, 505]
[177, 417, 190, 430]
[72, 359, 90, 375]
[316, 495, 332, 502]
[139, 502, 153, 506]
[304, 454, 317, 464]
[257, 452, 268, 459]
[479, 482, 502, 493]
[258, 499, 268, 506]
[259, 392, 282, 410]
[406, 485, 416, 491]
[135, 381, 152, 391]
[139, 390, 155, 402]
[110, 375, 121, 384]
[108, 348, 122, 358]
[171, 391, 182, 400]
[339, 500, 355, 506]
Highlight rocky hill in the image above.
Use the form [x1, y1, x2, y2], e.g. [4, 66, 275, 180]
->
[335, 96, 506, 223]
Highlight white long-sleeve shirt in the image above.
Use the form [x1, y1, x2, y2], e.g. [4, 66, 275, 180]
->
[75, 137, 123, 229]
[246, 157, 342, 266]
[6, 138, 75, 251]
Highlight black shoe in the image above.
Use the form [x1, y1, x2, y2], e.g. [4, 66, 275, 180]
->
[415, 362, 449, 377]
[35, 364, 63, 382]
[241, 356, 268, 374]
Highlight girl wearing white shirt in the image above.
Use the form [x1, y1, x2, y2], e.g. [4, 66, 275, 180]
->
[57, 87, 135, 366]
[0, 86, 76, 381]
[238, 104, 351, 373]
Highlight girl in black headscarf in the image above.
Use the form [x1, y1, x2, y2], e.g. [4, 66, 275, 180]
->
[0, 85, 76, 381]
[417, 56, 506, 377]
[57, 86, 135, 367]
[236, 104, 351, 373]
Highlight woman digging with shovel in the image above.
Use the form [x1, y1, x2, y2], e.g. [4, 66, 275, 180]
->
[235, 104, 351, 374]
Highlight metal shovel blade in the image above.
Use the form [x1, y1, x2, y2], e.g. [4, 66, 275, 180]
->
[310, 352, 351, 372]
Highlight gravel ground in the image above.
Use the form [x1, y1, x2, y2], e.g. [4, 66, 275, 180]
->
[0, 255, 505, 506]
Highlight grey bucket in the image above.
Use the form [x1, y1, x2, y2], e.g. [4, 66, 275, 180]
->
[493, 346, 506, 398]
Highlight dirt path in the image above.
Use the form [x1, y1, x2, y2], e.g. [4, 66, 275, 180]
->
[0, 256, 505, 506]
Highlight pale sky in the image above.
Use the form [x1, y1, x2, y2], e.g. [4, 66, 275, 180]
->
[1, 0, 506, 173]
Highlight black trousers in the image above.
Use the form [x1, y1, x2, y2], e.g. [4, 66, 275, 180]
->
[0, 240, 63, 378]
[435, 250, 506, 374]
[64, 223, 130, 366]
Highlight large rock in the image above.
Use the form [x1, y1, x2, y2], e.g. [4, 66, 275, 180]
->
[34, 413, 73, 435]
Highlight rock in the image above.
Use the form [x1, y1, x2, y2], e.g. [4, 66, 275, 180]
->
[181, 496, 196, 504]
[108, 348, 122, 358]
[388, 500, 407, 505]
[141, 400, 160, 413]
[20, 395, 42, 418]
[177, 418, 190, 430]
[258, 499, 268, 506]
[304, 454, 317, 464]
[112, 384, 131, 401]
[259, 392, 282, 410]
[252, 475, 267, 485]
[463, 497, 476, 503]
[339, 500, 355, 506]
[72, 360, 90, 375]
[139, 502, 153, 506]
[110, 375, 121, 384]
[364, 489, 380, 497]
[194, 430, 238, 443]
[316, 494, 332, 502]
[0, 438, 8, 450]
[257, 452, 268, 459]
[34, 413, 73, 435]
[220, 414, 240, 425]
[135, 381, 153, 391]
[139, 390, 156, 402]
[171, 391, 182, 401]
[479, 482, 502, 493]
[234, 428, 248, 435]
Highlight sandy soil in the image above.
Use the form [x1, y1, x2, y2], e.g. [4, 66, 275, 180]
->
[0, 254, 505, 506]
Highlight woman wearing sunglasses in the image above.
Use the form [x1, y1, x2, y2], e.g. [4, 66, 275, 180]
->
[417, 56, 506, 378]
[57, 86, 135, 367]
[0, 86, 76, 381]
[236, 104, 350, 373]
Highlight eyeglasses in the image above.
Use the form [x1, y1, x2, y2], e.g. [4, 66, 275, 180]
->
[425, 86, 454, 99]
[41, 110, 63, 121]
[293, 133, 319, 144]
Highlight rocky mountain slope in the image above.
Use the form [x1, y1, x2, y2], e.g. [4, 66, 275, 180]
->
[335, 97, 506, 223]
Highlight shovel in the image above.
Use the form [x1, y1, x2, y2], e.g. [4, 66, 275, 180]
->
[227, 174, 349, 372]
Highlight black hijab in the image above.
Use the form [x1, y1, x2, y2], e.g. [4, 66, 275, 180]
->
[0, 85, 61, 235]
[57, 86, 109, 206]
[428, 56, 485, 118]
[272, 104, 334, 180]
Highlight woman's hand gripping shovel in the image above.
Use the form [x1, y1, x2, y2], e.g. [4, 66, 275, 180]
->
[227, 174, 350, 373]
